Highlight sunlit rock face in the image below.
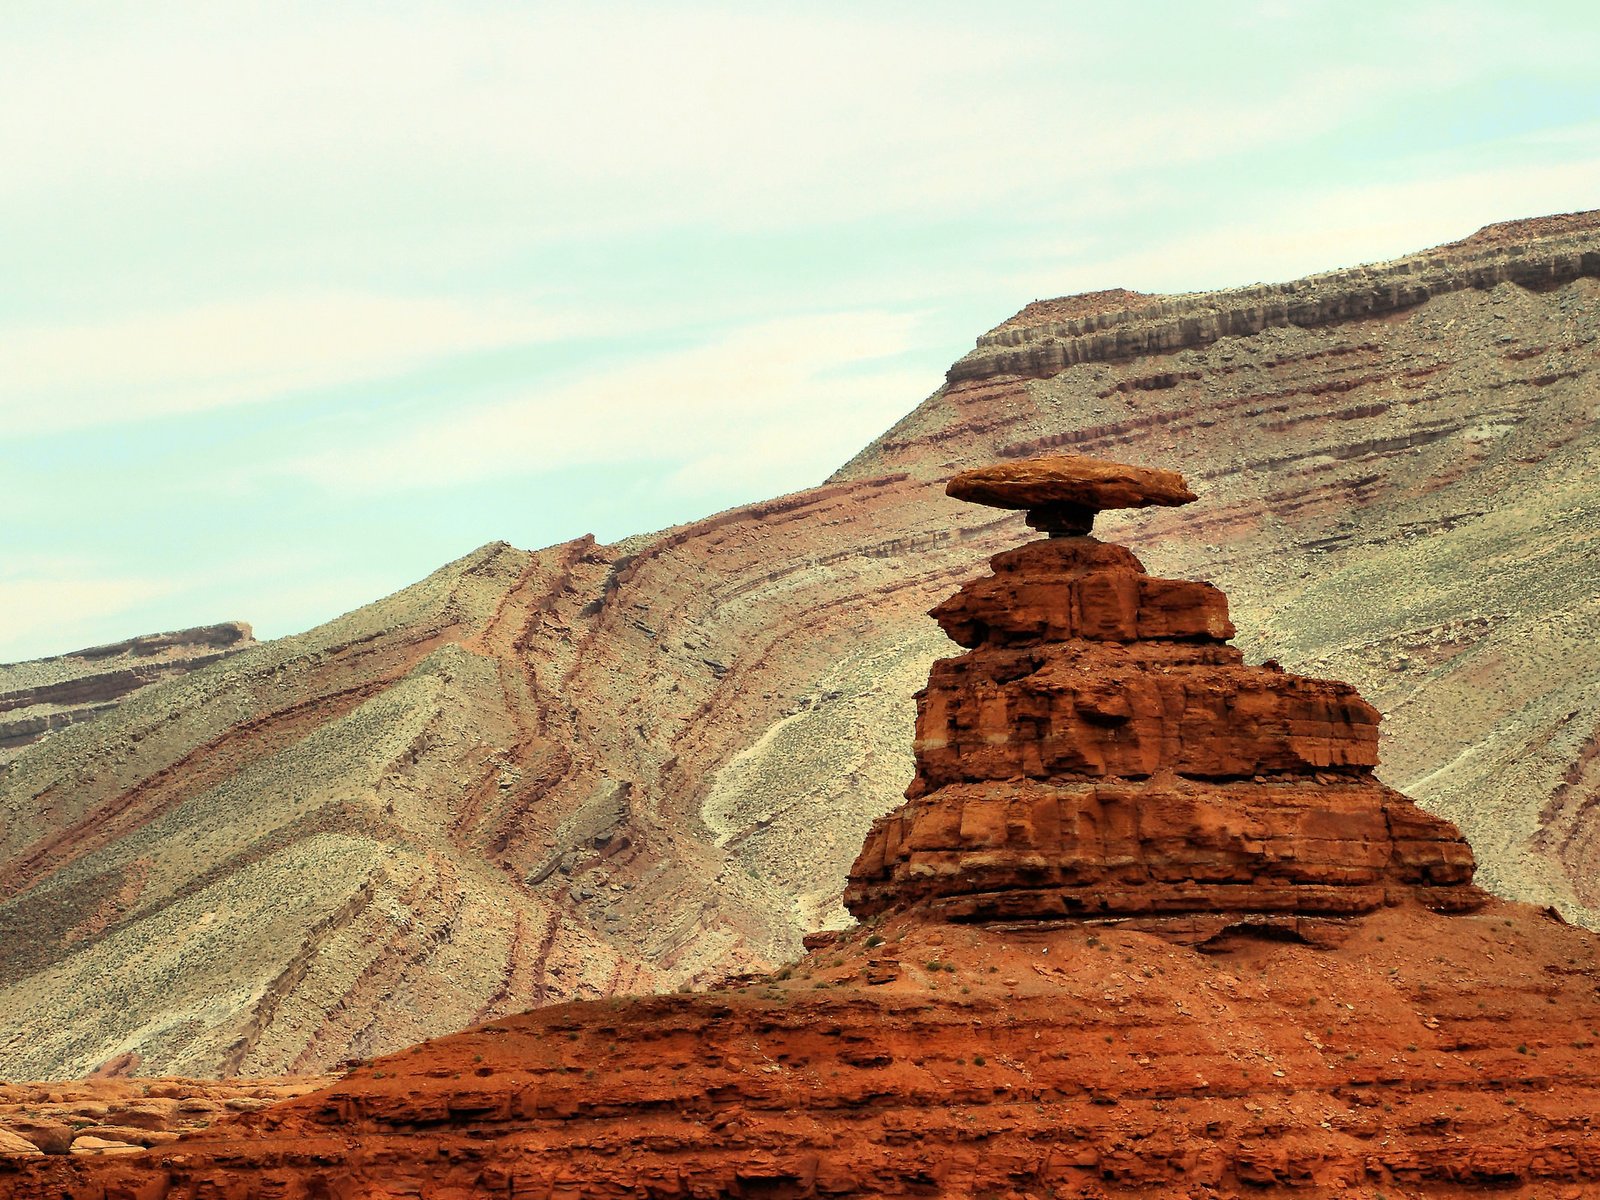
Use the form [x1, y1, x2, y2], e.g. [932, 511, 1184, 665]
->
[847, 456, 1484, 942]
[3, 211, 1600, 1083]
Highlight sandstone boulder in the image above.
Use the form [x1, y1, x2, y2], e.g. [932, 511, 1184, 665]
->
[67, 1135, 143, 1155]
[0, 1130, 42, 1157]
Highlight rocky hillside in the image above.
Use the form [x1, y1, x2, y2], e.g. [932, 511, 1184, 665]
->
[0, 624, 253, 767]
[7, 461, 1597, 1199]
[2, 211, 1598, 1080]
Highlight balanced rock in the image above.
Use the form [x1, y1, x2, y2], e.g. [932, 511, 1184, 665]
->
[947, 454, 1196, 536]
[848, 457, 1484, 943]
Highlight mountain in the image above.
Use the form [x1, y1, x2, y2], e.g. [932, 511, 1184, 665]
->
[3, 210, 1598, 1079]
[9, 456, 1598, 1198]
[0, 624, 253, 767]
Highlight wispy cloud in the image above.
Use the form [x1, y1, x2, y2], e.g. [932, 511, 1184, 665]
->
[1, 293, 574, 434]
[3, 0, 1599, 659]
[0, 565, 175, 663]
[1072, 155, 1600, 296]
[8, 4, 1571, 242]
[291, 310, 929, 496]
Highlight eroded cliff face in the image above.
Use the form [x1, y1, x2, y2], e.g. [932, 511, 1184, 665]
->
[2, 212, 1599, 1080]
[845, 534, 1482, 937]
[945, 210, 1600, 384]
[8, 906, 1600, 1200]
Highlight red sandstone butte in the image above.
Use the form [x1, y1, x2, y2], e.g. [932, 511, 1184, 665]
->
[5, 456, 1598, 1200]
[848, 460, 1483, 943]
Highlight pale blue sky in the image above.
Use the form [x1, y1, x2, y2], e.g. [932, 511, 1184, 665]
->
[3, 1, 1599, 660]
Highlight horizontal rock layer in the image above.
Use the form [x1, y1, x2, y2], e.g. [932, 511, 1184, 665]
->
[930, 539, 1234, 647]
[0, 624, 253, 764]
[951, 212, 1600, 381]
[912, 644, 1382, 786]
[0, 1075, 328, 1159]
[7, 905, 1600, 1197]
[849, 496, 1482, 933]
[846, 778, 1481, 929]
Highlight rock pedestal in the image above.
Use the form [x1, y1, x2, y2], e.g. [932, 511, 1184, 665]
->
[845, 456, 1484, 943]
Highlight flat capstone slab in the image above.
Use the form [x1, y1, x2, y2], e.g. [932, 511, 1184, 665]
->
[947, 455, 1197, 513]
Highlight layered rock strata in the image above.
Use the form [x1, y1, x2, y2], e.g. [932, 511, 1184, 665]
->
[7, 907, 1600, 1199]
[950, 209, 1600, 382]
[846, 460, 1483, 942]
[3, 464, 1597, 1199]
[0, 1076, 329, 1158]
[4, 212, 1600, 1080]
[0, 624, 254, 766]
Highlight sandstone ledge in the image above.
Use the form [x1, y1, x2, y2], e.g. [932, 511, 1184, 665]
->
[951, 211, 1600, 382]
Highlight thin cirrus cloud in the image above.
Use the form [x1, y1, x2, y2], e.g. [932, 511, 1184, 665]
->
[0, 8, 1043, 219]
[0, 572, 175, 662]
[291, 310, 930, 497]
[1058, 156, 1600, 300]
[0, 293, 575, 435]
[3, 1, 1599, 663]
[3, 4, 1553, 245]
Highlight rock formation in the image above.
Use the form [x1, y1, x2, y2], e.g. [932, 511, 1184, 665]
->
[4, 458, 1597, 1199]
[0, 624, 253, 766]
[847, 458, 1484, 942]
[0, 1076, 329, 1159]
[946, 209, 1600, 383]
[3, 211, 1600, 1079]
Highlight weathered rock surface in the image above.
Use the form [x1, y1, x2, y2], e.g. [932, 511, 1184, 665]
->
[7, 906, 1600, 1198]
[846, 481, 1483, 937]
[3, 212, 1600, 1079]
[949, 209, 1600, 383]
[947, 454, 1197, 513]
[0, 1134, 39, 1159]
[0, 1076, 328, 1160]
[929, 539, 1236, 647]
[0, 624, 253, 766]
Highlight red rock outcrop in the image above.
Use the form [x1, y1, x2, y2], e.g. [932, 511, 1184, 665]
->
[8, 902, 1600, 1199]
[6, 457, 1598, 1200]
[846, 460, 1484, 941]
[0, 1076, 329, 1158]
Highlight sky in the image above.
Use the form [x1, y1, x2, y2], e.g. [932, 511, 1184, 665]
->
[3, 1, 1599, 662]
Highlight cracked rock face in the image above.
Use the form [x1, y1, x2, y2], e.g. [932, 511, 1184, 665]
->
[846, 461, 1485, 941]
